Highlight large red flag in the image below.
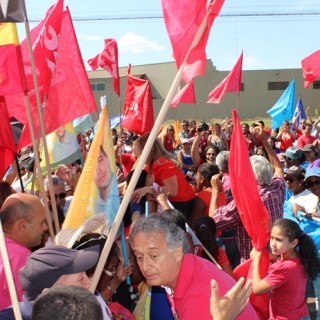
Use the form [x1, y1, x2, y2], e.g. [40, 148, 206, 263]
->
[229, 109, 270, 319]
[301, 50, 320, 88]
[207, 51, 243, 104]
[122, 65, 154, 135]
[0, 96, 16, 178]
[161, 0, 224, 83]
[88, 38, 120, 96]
[170, 80, 195, 107]
[16, 8, 97, 149]
[32, 0, 64, 95]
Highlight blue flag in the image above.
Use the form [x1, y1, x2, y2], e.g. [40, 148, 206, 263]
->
[292, 95, 306, 125]
[266, 79, 296, 129]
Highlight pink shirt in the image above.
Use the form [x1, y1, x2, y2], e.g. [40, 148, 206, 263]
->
[173, 254, 258, 320]
[264, 258, 308, 320]
[0, 236, 30, 310]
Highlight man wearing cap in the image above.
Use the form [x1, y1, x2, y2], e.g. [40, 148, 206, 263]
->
[297, 123, 317, 149]
[0, 194, 48, 310]
[0, 245, 112, 320]
[302, 144, 320, 169]
[282, 146, 306, 169]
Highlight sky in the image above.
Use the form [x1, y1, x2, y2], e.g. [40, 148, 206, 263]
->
[20, 0, 320, 72]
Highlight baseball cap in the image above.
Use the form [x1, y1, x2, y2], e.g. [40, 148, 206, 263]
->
[19, 245, 100, 301]
[283, 147, 303, 160]
[181, 138, 190, 144]
[284, 166, 305, 179]
[302, 144, 316, 153]
[304, 167, 320, 181]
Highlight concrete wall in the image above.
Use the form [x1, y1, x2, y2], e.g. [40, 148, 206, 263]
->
[88, 60, 320, 122]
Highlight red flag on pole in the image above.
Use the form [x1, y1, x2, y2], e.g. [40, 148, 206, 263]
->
[33, 0, 64, 95]
[229, 109, 270, 319]
[170, 80, 195, 108]
[88, 38, 120, 96]
[122, 65, 154, 135]
[301, 50, 320, 88]
[16, 8, 97, 149]
[161, 0, 224, 83]
[207, 51, 243, 104]
[0, 96, 16, 178]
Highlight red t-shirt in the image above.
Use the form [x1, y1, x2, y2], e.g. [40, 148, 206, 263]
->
[162, 134, 175, 152]
[121, 153, 136, 177]
[264, 258, 308, 320]
[196, 188, 227, 215]
[297, 134, 317, 149]
[151, 157, 195, 202]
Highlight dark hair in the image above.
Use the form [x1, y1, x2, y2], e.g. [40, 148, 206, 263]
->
[32, 285, 103, 320]
[0, 182, 14, 210]
[198, 163, 220, 183]
[273, 219, 320, 280]
[194, 216, 219, 262]
[202, 145, 220, 162]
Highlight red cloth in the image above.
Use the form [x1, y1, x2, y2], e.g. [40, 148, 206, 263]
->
[0, 45, 24, 95]
[7, 8, 97, 150]
[88, 38, 120, 96]
[301, 50, 320, 88]
[278, 133, 295, 152]
[196, 188, 226, 215]
[264, 258, 308, 320]
[151, 157, 194, 202]
[121, 153, 136, 177]
[162, 134, 175, 152]
[122, 65, 154, 136]
[0, 96, 16, 179]
[207, 52, 243, 104]
[32, 0, 64, 94]
[173, 254, 258, 320]
[170, 80, 195, 107]
[161, 0, 224, 83]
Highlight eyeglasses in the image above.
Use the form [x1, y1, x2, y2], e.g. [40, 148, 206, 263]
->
[206, 153, 216, 156]
[306, 179, 320, 189]
[284, 177, 297, 183]
[283, 156, 294, 161]
[48, 192, 66, 200]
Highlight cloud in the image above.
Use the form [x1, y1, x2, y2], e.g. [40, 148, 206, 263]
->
[77, 34, 101, 41]
[118, 32, 165, 53]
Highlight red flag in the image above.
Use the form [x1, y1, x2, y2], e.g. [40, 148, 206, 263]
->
[170, 80, 195, 107]
[122, 65, 154, 135]
[301, 50, 320, 88]
[0, 44, 24, 95]
[32, 0, 64, 95]
[207, 51, 243, 104]
[0, 96, 16, 178]
[88, 38, 120, 96]
[229, 109, 270, 319]
[17, 8, 97, 149]
[161, 0, 224, 83]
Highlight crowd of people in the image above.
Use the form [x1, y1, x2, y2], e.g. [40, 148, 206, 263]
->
[1, 112, 320, 320]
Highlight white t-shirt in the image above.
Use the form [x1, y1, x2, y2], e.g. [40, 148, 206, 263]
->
[288, 189, 319, 213]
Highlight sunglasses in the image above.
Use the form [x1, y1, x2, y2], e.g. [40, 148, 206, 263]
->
[284, 177, 297, 183]
[48, 192, 66, 200]
[168, 129, 174, 131]
[306, 179, 320, 189]
[283, 156, 294, 161]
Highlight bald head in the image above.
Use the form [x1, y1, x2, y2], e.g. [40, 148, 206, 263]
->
[0, 193, 48, 247]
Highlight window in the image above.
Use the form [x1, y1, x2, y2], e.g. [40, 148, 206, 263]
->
[268, 81, 289, 91]
[313, 81, 320, 89]
[90, 83, 105, 91]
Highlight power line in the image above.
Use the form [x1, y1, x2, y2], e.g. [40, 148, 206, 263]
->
[28, 11, 320, 23]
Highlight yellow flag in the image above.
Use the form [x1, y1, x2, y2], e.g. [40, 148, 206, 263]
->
[315, 107, 319, 117]
[0, 23, 19, 45]
[63, 105, 120, 229]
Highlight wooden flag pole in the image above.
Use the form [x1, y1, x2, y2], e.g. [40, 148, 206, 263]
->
[89, 8, 212, 293]
[24, 21, 60, 235]
[0, 222, 22, 320]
